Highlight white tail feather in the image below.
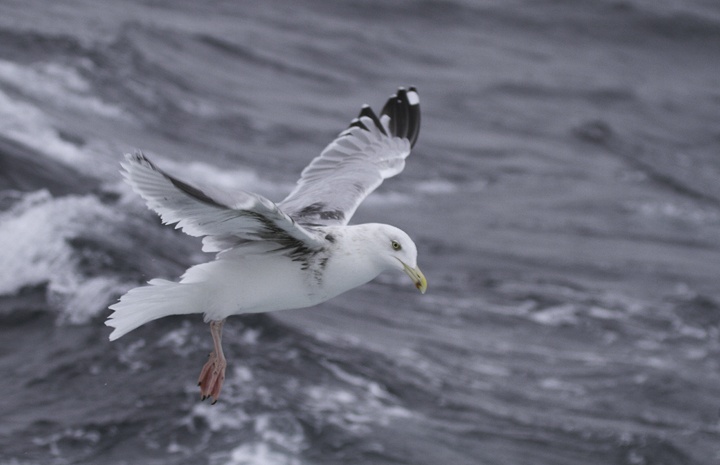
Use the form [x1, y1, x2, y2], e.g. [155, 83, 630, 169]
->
[106, 279, 200, 340]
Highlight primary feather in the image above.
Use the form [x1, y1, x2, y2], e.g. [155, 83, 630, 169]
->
[280, 87, 420, 227]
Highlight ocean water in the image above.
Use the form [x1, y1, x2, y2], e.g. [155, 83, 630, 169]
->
[1, 0, 720, 464]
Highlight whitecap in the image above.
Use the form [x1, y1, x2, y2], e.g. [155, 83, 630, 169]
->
[201, 411, 305, 465]
[303, 363, 413, 433]
[529, 304, 579, 326]
[414, 179, 458, 194]
[0, 189, 130, 323]
[0, 90, 87, 166]
[189, 402, 252, 432]
[539, 378, 586, 395]
[0, 59, 127, 119]
[214, 442, 302, 465]
[588, 306, 625, 320]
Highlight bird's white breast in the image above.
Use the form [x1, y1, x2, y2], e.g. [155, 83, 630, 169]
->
[178, 226, 388, 321]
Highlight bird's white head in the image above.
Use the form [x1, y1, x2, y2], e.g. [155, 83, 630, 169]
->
[357, 223, 427, 294]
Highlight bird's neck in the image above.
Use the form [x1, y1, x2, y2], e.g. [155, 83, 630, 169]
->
[318, 225, 387, 299]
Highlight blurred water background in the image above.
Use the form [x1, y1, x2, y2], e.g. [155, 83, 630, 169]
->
[1, 1, 720, 464]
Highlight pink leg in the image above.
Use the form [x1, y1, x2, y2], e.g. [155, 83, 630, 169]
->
[197, 319, 227, 404]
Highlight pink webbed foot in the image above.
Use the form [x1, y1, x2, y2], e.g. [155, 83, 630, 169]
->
[198, 350, 226, 404]
[197, 319, 227, 404]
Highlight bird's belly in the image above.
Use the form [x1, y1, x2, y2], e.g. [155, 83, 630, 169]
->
[180, 256, 322, 320]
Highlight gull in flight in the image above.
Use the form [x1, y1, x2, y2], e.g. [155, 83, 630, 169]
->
[106, 87, 426, 403]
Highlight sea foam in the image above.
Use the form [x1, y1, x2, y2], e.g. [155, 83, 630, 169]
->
[0, 189, 130, 323]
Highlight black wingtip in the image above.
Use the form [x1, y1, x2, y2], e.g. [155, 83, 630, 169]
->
[345, 87, 421, 147]
[380, 87, 421, 148]
[357, 105, 387, 136]
[395, 89, 410, 140]
[127, 150, 153, 167]
[349, 118, 370, 132]
[405, 87, 421, 147]
[408, 86, 419, 101]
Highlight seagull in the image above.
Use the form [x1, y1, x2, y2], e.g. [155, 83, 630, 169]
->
[106, 87, 426, 404]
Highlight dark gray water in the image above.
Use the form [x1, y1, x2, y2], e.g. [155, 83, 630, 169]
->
[2, 1, 720, 463]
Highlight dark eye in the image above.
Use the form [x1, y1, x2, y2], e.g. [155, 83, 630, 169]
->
[391, 240, 402, 251]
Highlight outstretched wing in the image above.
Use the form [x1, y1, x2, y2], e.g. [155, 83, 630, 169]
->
[121, 152, 324, 255]
[279, 87, 420, 227]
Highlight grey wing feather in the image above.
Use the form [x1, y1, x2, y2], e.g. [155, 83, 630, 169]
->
[279, 87, 420, 227]
[121, 152, 324, 254]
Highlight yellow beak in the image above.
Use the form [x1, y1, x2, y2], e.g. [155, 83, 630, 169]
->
[400, 261, 427, 294]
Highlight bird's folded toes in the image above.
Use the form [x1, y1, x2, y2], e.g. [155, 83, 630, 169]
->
[198, 354, 226, 404]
